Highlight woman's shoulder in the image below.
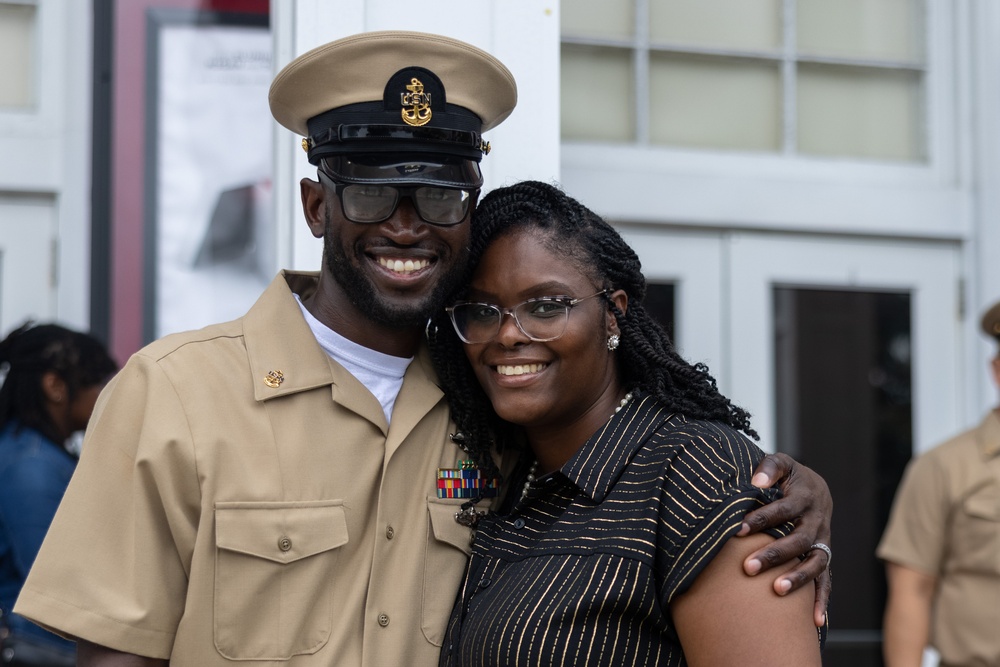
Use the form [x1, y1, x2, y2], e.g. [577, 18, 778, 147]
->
[643, 411, 763, 466]
[615, 410, 764, 506]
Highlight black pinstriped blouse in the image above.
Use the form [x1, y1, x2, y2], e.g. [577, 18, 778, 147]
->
[440, 394, 790, 667]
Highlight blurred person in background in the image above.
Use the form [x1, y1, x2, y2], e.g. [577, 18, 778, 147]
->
[878, 299, 1000, 667]
[0, 322, 117, 667]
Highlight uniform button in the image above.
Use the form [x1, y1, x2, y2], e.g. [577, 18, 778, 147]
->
[513, 518, 525, 529]
[386, 525, 395, 540]
[378, 613, 390, 627]
[277, 536, 292, 552]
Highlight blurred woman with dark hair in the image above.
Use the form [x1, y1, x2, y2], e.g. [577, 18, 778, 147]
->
[0, 322, 117, 666]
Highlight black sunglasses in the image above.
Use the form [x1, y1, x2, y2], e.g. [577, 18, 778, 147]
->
[317, 169, 475, 226]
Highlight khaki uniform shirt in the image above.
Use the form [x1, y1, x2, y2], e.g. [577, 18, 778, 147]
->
[16, 271, 489, 666]
[877, 410, 1000, 667]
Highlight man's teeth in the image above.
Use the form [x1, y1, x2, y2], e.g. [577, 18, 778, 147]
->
[378, 258, 429, 273]
[496, 364, 545, 376]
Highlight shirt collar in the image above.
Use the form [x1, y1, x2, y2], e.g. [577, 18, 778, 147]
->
[560, 393, 674, 503]
[244, 271, 339, 402]
[242, 271, 444, 432]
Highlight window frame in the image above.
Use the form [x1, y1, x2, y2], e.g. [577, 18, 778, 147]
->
[560, 0, 965, 240]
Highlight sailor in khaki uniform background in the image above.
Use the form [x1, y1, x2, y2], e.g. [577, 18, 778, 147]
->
[878, 299, 1000, 667]
[12, 31, 833, 667]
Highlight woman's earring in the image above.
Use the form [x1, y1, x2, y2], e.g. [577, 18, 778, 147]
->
[607, 334, 620, 351]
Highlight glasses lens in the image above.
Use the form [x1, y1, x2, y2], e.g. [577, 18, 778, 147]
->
[341, 184, 398, 222]
[414, 187, 471, 225]
[449, 303, 501, 343]
[514, 299, 571, 341]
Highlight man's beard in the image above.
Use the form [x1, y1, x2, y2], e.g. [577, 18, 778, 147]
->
[322, 213, 467, 329]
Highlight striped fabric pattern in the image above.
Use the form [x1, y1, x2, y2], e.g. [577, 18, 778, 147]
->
[440, 394, 788, 666]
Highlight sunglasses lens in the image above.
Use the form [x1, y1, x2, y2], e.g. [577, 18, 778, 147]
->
[341, 184, 398, 222]
[414, 187, 471, 225]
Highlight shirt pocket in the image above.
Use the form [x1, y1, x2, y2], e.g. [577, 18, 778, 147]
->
[956, 481, 1000, 575]
[214, 501, 349, 661]
[421, 497, 474, 646]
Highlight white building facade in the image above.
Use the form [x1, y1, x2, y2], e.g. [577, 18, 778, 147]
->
[2, 1, 996, 664]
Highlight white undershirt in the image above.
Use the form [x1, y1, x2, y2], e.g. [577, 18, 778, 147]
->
[295, 295, 412, 423]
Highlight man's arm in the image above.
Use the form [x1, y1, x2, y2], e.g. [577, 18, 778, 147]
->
[76, 639, 169, 667]
[738, 452, 833, 627]
[882, 562, 935, 667]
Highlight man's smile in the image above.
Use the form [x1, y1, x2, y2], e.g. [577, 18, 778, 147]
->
[377, 257, 431, 274]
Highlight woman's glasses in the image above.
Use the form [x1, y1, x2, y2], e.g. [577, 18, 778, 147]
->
[446, 290, 609, 344]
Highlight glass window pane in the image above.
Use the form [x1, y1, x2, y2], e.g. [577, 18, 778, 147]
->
[643, 283, 676, 343]
[562, 0, 633, 40]
[651, 0, 782, 51]
[0, 2, 36, 109]
[650, 54, 781, 151]
[798, 64, 922, 161]
[561, 45, 634, 142]
[774, 288, 912, 664]
[797, 0, 924, 62]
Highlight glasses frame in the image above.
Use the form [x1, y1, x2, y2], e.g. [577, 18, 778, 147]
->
[317, 168, 475, 226]
[446, 289, 610, 344]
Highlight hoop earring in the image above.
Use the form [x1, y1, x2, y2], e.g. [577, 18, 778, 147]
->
[607, 334, 620, 351]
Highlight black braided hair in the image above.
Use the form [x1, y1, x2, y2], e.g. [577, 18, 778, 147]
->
[427, 181, 756, 479]
[0, 321, 118, 444]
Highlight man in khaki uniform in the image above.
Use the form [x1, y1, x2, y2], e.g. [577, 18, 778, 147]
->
[13, 31, 833, 667]
[878, 299, 1000, 667]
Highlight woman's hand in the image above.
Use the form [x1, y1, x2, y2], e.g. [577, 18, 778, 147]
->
[738, 452, 833, 627]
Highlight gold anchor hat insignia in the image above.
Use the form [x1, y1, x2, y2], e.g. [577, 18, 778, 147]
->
[400, 77, 432, 127]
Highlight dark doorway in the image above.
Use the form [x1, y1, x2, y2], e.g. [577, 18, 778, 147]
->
[774, 287, 913, 666]
[644, 282, 677, 344]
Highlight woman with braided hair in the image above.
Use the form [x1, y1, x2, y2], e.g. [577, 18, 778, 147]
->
[429, 181, 823, 665]
[0, 322, 116, 666]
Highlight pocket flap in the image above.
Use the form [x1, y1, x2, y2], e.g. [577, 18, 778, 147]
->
[427, 498, 473, 556]
[216, 500, 349, 564]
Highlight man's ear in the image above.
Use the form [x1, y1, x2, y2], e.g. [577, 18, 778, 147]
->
[991, 355, 1000, 392]
[41, 371, 67, 404]
[607, 289, 628, 335]
[300, 177, 327, 239]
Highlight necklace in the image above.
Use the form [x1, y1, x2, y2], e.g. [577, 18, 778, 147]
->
[521, 391, 635, 499]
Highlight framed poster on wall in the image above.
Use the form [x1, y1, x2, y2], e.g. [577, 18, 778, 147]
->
[145, 7, 273, 340]
[92, 0, 270, 362]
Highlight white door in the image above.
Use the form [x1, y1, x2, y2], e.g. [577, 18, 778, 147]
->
[618, 227, 724, 374]
[728, 233, 961, 454]
[727, 232, 960, 663]
[0, 195, 56, 335]
[617, 228, 958, 663]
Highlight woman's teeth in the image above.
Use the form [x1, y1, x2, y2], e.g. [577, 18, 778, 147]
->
[496, 364, 546, 376]
[379, 258, 429, 273]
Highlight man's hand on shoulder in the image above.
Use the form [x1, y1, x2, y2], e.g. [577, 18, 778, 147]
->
[738, 452, 833, 628]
